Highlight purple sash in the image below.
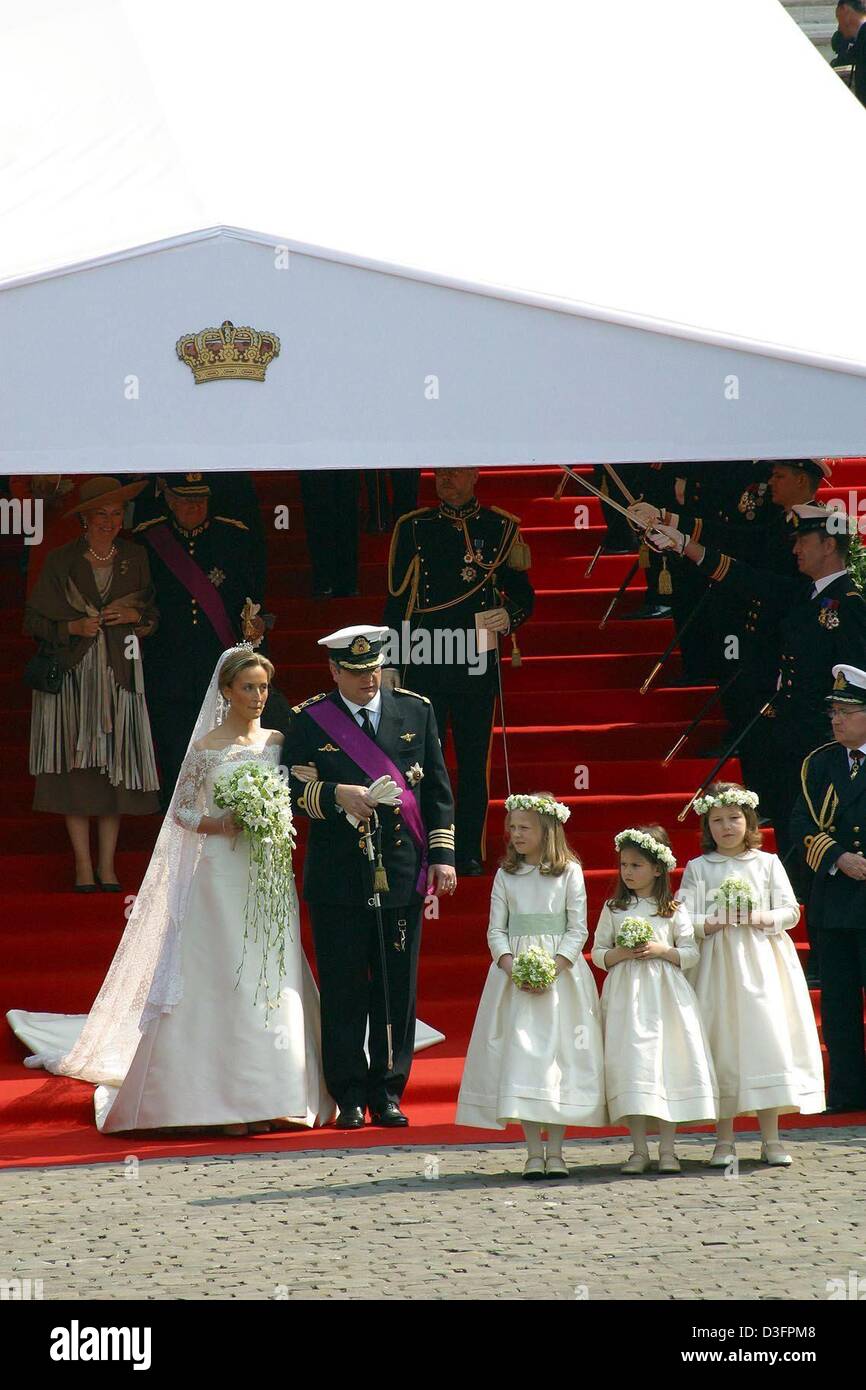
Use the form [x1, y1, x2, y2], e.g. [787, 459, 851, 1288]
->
[306, 699, 428, 895]
[143, 524, 237, 649]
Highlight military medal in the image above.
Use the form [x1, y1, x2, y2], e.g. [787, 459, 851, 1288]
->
[461, 565, 477, 582]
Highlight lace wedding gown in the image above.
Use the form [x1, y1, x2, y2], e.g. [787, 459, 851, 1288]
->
[10, 741, 336, 1132]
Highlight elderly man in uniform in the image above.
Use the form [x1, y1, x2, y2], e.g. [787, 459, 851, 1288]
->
[382, 467, 534, 875]
[133, 474, 268, 805]
[281, 625, 456, 1129]
[649, 503, 866, 979]
[792, 665, 866, 1112]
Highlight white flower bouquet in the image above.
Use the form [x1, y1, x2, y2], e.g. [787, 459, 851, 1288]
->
[713, 876, 758, 918]
[616, 915, 654, 949]
[511, 944, 557, 991]
[213, 761, 297, 1012]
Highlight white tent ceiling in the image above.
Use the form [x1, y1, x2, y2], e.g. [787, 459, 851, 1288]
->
[2, 0, 865, 472]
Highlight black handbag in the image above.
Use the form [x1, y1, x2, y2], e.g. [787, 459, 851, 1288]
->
[24, 645, 64, 694]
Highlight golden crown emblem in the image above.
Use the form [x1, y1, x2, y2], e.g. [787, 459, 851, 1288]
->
[350, 636, 372, 655]
[176, 320, 281, 384]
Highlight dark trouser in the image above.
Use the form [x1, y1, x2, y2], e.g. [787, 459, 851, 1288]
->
[762, 727, 812, 912]
[309, 899, 423, 1112]
[148, 696, 202, 811]
[401, 672, 495, 865]
[300, 469, 359, 594]
[819, 928, 866, 1107]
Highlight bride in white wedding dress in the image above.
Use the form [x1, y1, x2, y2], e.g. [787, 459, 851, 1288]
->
[8, 646, 335, 1134]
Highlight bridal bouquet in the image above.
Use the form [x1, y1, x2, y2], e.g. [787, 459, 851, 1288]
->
[511, 944, 557, 991]
[213, 762, 297, 1012]
[713, 876, 757, 918]
[616, 916, 654, 949]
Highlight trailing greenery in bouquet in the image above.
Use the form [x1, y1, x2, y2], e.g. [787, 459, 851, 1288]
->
[213, 761, 297, 1012]
[615, 915, 654, 950]
[712, 875, 758, 921]
[511, 943, 557, 991]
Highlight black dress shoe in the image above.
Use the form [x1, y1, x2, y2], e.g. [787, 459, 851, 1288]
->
[73, 883, 98, 894]
[369, 1102, 409, 1127]
[312, 586, 334, 600]
[456, 859, 484, 876]
[335, 1105, 365, 1129]
[94, 872, 122, 893]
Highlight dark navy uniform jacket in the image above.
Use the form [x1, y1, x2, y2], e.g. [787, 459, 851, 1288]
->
[384, 499, 534, 691]
[281, 687, 455, 908]
[792, 740, 866, 931]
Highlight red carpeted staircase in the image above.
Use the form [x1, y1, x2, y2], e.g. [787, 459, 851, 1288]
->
[2, 464, 864, 1168]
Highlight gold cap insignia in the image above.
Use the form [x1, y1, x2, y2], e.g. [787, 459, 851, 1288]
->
[835, 672, 847, 689]
[176, 320, 281, 384]
[350, 636, 372, 655]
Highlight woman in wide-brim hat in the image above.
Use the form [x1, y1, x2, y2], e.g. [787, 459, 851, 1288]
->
[24, 476, 162, 891]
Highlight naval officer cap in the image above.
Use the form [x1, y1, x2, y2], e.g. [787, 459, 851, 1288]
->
[828, 665, 866, 707]
[318, 624, 390, 670]
[787, 502, 853, 538]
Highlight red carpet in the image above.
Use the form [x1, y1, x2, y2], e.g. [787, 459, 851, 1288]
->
[2, 464, 865, 1169]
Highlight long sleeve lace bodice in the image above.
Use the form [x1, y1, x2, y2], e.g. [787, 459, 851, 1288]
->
[173, 743, 284, 832]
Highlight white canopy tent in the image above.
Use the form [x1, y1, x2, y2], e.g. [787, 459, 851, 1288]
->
[2, 0, 865, 473]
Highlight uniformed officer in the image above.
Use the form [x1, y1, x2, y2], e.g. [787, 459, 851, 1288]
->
[629, 460, 831, 790]
[280, 624, 456, 1129]
[650, 503, 866, 946]
[791, 664, 866, 1111]
[382, 467, 534, 874]
[133, 474, 269, 805]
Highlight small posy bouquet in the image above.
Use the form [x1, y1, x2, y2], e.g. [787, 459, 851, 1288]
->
[616, 916, 654, 949]
[713, 876, 757, 919]
[213, 761, 297, 1013]
[511, 944, 557, 991]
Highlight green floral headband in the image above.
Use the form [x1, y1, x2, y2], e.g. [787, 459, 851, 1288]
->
[505, 793, 570, 824]
[614, 828, 677, 871]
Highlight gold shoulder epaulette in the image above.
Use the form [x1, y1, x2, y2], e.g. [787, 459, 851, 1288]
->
[291, 692, 329, 714]
[393, 507, 431, 527]
[131, 515, 168, 533]
[490, 505, 521, 525]
[802, 740, 838, 769]
[845, 590, 864, 599]
[213, 515, 249, 531]
[394, 687, 431, 704]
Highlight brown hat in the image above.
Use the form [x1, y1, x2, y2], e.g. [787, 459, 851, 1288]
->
[65, 476, 148, 518]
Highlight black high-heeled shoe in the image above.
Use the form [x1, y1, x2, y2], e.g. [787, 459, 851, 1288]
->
[94, 871, 122, 893]
[73, 882, 98, 894]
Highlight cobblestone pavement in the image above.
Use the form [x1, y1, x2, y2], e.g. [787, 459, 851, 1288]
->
[2, 1128, 865, 1300]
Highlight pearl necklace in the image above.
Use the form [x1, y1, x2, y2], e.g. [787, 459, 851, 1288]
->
[85, 541, 117, 563]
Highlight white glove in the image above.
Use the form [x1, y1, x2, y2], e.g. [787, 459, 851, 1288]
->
[626, 501, 661, 530]
[345, 774, 403, 829]
[647, 523, 686, 553]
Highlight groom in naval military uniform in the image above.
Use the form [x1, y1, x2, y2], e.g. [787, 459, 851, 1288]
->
[280, 625, 457, 1129]
[792, 664, 866, 1112]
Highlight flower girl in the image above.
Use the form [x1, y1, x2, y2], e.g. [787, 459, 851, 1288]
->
[679, 783, 825, 1167]
[592, 825, 717, 1174]
[456, 793, 607, 1179]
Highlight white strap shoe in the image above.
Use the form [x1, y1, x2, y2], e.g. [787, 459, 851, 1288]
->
[708, 1142, 736, 1167]
[620, 1151, 651, 1175]
[544, 1153, 569, 1179]
[522, 1156, 546, 1181]
[657, 1152, 681, 1173]
[761, 1141, 792, 1167]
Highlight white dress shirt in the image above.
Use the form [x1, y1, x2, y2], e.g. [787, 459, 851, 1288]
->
[341, 689, 382, 735]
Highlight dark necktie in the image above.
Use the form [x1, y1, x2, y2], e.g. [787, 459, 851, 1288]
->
[851, 750, 863, 780]
[358, 708, 376, 741]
